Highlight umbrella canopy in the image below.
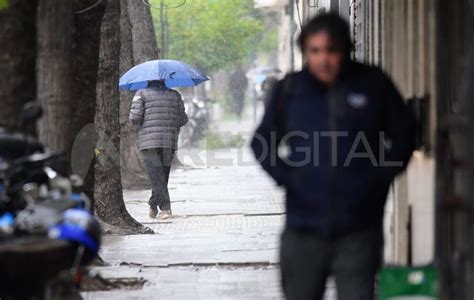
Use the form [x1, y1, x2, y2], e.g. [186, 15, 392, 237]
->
[119, 59, 209, 91]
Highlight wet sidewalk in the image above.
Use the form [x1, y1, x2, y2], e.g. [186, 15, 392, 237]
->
[83, 145, 287, 299]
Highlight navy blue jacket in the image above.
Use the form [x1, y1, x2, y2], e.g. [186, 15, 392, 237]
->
[251, 62, 416, 238]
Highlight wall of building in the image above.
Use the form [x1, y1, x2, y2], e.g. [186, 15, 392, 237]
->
[377, 0, 437, 266]
[276, 7, 293, 74]
[269, 0, 351, 73]
[256, 0, 302, 74]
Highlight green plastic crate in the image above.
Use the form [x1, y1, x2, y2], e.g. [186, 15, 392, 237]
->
[378, 265, 438, 300]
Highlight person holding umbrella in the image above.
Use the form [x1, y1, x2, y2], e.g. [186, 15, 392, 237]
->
[121, 60, 209, 220]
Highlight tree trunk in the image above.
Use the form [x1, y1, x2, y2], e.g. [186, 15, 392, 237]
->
[119, 0, 148, 190]
[0, 0, 38, 130]
[95, 0, 150, 233]
[119, 0, 158, 189]
[70, 0, 107, 211]
[36, 0, 73, 151]
[127, 0, 158, 64]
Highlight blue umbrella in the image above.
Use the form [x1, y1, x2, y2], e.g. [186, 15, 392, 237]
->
[119, 59, 209, 91]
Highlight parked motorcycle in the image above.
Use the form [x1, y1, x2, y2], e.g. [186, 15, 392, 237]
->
[0, 103, 101, 299]
[179, 96, 211, 148]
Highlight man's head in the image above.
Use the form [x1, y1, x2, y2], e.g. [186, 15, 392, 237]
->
[298, 13, 352, 86]
[149, 80, 166, 88]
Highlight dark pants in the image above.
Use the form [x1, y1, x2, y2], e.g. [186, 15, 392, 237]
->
[280, 227, 383, 300]
[141, 148, 175, 211]
[233, 93, 245, 120]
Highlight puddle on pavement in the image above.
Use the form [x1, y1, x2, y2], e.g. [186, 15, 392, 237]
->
[81, 274, 147, 292]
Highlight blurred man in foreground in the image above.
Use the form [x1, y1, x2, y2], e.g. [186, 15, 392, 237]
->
[251, 13, 415, 300]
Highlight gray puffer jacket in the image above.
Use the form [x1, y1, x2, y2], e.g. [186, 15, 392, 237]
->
[129, 86, 188, 150]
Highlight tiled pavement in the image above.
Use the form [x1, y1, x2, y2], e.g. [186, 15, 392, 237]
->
[83, 147, 288, 299]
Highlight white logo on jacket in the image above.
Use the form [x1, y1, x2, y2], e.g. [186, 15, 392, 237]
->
[347, 93, 368, 108]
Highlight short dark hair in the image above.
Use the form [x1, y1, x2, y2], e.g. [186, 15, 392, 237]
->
[298, 13, 353, 55]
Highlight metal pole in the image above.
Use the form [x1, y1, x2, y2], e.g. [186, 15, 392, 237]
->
[434, 0, 450, 298]
[435, 1, 474, 299]
[330, 0, 339, 12]
[289, 0, 295, 72]
[160, 0, 166, 58]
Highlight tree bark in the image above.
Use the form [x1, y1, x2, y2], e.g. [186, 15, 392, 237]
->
[70, 0, 107, 211]
[36, 0, 73, 151]
[127, 0, 158, 64]
[0, 0, 38, 130]
[119, 0, 158, 189]
[119, 0, 148, 190]
[95, 0, 151, 233]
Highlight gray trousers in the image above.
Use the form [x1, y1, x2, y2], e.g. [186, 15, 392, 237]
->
[141, 148, 175, 211]
[280, 228, 383, 300]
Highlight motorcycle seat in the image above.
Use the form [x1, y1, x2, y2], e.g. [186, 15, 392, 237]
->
[0, 128, 43, 161]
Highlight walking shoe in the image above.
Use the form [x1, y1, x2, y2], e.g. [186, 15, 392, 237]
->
[158, 210, 172, 220]
[149, 207, 158, 219]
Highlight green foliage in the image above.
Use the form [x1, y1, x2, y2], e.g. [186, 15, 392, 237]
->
[258, 25, 278, 54]
[205, 132, 245, 150]
[0, 0, 9, 10]
[150, 0, 267, 73]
